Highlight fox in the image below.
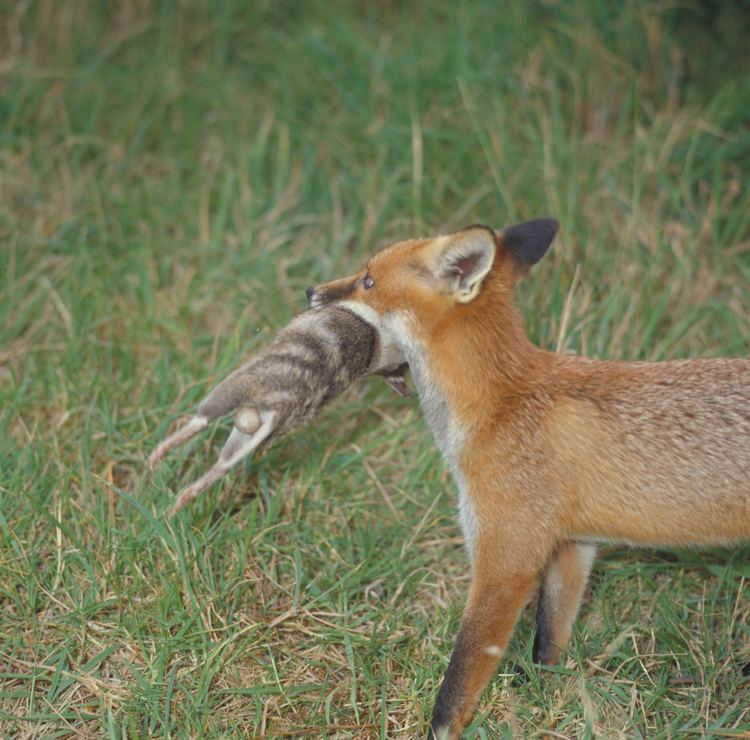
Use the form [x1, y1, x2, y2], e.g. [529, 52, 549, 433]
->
[306, 218, 750, 738]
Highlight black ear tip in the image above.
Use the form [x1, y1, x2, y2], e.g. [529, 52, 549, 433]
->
[502, 217, 560, 266]
[531, 217, 560, 237]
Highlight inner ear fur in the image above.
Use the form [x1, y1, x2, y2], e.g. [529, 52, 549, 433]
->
[432, 226, 497, 303]
[500, 217, 559, 275]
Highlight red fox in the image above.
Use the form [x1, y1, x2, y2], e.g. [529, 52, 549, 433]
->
[307, 219, 750, 738]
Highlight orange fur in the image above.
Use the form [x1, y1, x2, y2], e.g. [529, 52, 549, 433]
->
[308, 219, 750, 738]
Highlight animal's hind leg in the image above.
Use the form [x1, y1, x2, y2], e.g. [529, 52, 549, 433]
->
[168, 410, 277, 517]
[149, 415, 209, 470]
[150, 364, 263, 471]
[533, 541, 596, 665]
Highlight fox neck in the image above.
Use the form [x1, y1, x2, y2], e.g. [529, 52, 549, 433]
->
[399, 294, 546, 428]
[385, 291, 546, 555]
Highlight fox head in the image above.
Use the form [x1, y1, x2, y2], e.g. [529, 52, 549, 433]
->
[307, 218, 559, 369]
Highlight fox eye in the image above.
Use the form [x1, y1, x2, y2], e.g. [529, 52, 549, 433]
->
[363, 274, 375, 290]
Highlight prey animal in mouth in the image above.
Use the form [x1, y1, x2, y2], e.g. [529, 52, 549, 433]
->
[149, 305, 407, 516]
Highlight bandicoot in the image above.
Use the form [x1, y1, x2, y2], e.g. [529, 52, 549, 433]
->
[307, 218, 750, 738]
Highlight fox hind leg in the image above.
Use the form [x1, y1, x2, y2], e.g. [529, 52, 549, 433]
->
[533, 541, 596, 665]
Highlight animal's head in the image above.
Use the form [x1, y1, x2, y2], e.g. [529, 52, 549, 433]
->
[307, 218, 559, 364]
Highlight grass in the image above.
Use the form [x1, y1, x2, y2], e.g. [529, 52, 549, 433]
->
[1, 1, 750, 736]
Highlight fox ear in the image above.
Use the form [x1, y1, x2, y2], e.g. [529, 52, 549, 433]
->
[501, 218, 559, 274]
[434, 226, 496, 303]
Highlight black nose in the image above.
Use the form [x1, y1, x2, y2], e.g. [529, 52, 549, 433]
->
[305, 286, 315, 304]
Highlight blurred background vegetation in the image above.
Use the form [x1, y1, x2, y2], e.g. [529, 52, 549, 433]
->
[1, 1, 749, 736]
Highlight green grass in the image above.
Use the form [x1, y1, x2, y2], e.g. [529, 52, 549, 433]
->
[2, 1, 750, 736]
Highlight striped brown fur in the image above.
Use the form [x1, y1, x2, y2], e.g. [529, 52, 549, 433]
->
[149, 306, 406, 514]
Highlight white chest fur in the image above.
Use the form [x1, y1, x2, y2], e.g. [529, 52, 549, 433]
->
[383, 312, 479, 557]
[338, 301, 479, 556]
[407, 354, 478, 556]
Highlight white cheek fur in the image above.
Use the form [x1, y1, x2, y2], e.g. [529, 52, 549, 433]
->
[337, 299, 382, 328]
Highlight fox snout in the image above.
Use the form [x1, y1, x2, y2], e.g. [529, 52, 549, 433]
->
[306, 278, 358, 308]
[305, 285, 326, 308]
